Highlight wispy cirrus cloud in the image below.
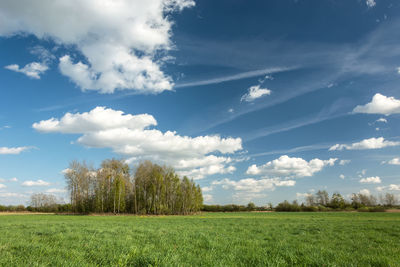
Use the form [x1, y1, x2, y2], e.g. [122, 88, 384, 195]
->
[175, 67, 293, 88]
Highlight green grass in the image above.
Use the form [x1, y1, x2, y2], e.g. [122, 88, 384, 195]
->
[1, 212, 400, 266]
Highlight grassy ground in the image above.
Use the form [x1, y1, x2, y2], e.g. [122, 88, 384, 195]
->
[0, 212, 399, 266]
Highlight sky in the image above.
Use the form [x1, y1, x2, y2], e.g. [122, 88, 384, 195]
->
[1, 0, 400, 206]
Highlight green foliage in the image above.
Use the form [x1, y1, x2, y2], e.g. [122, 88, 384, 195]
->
[0, 213, 400, 266]
[276, 189, 392, 212]
[358, 206, 387, 212]
[64, 159, 203, 215]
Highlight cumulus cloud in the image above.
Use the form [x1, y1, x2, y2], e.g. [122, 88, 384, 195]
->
[46, 188, 66, 193]
[212, 177, 295, 193]
[339, 174, 345, 179]
[0, 192, 27, 198]
[4, 62, 48, 79]
[33, 106, 157, 134]
[22, 179, 50, 187]
[232, 192, 267, 203]
[0, 177, 18, 182]
[366, 0, 376, 8]
[360, 176, 381, 184]
[359, 189, 371, 195]
[329, 137, 400, 151]
[376, 118, 387, 123]
[387, 158, 400, 165]
[377, 184, 400, 191]
[296, 192, 312, 199]
[0, 146, 31, 155]
[246, 155, 337, 178]
[203, 194, 213, 203]
[339, 159, 351, 165]
[353, 93, 400, 115]
[0, 0, 194, 93]
[241, 85, 271, 102]
[34, 107, 242, 179]
[0, 184, 6, 189]
[201, 186, 213, 193]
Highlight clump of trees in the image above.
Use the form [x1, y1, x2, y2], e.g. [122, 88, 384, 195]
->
[64, 159, 203, 215]
[276, 190, 398, 212]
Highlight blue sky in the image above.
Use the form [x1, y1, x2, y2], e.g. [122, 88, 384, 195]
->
[1, 0, 400, 205]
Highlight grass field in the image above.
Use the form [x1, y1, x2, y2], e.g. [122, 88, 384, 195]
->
[1, 212, 400, 266]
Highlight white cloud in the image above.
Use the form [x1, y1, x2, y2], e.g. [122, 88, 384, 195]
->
[329, 137, 400, 151]
[0, 184, 6, 189]
[388, 158, 400, 165]
[228, 108, 234, 113]
[377, 184, 400, 191]
[353, 93, 400, 115]
[376, 118, 387, 123]
[212, 177, 295, 193]
[22, 179, 50, 187]
[0, 192, 27, 198]
[203, 194, 213, 203]
[359, 189, 371, 195]
[0, 146, 31, 155]
[34, 107, 242, 180]
[46, 188, 66, 193]
[0, 177, 17, 182]
[339, 174, 345, 179]
[360, 176, 381, 184]
[0, 0, 194, 94]
[241, 85, 271, 102]
[339, 159, 351, 165]
[246, 155, 337, 178]
[389, 184, 400, 191]
[201, 186, 213, 193]
[0, 125, 11, 130]
[397, 67, 400, 74]
[61, 168, 72, 174]
[4, 62, 48, 79]
[366, 0, 376, 8]
[232, 192, 267, 203]
[33, 106, 157, 134]
[296, 192, 312, 199]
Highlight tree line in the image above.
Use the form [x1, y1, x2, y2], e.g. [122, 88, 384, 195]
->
[63, 159, 203, 215]
[275, 190, 398, 212]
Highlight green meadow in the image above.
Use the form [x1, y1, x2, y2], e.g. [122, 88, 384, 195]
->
[1, 212, 400, 266]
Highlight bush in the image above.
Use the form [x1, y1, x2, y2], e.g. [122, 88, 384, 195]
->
[358, 206, 386, 212]
[301, 206, 318, 212]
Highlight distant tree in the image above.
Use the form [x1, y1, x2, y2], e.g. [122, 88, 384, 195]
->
[29, 193, 59, 211]
[316, 190, 329, 206]
[383, 193, 397, 207]
[329, 193, 346, 209]
[247, 202, 256, 211]
[305, 194, 315, 206]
